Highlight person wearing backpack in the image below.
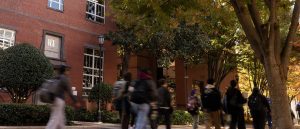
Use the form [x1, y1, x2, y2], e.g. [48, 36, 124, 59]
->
[225, 80, 247, 129]
[113, 72, 134, 129]
[46, 64, 79, 129]
[248, 87, 270, 129]
[201, 78, 222, 129]
[187, 90, 201, 129]
[130, 68, 158, 129]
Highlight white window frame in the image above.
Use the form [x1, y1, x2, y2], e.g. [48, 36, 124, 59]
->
[48, 0, 64, 11]
[86, 0, 105, 23]
[44, 34, 62, 59]
[82, 48, 104, 97]
[0, 28, 15, 49]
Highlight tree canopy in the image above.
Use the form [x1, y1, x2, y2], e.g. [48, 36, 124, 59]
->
[0, 43, 53, 103]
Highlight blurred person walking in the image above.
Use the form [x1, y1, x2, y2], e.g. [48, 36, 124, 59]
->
[155, 79, 172, 129]
[130, 68, 158, 129]
[225, 80, 247, 129]
[248, 87, 271, 129]
[201, 78, 222, 129]
[46, 65, 78, 129]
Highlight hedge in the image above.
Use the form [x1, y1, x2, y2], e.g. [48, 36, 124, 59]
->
[0, 104, 205, 125]
[0, 104, 74, 126]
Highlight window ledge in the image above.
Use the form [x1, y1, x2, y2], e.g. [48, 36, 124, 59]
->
[85, 18, 105, 25]
[47, 6, 64, 13]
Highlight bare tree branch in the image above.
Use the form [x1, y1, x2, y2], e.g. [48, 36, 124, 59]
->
[267, 0, 276, 54]
[247, 0, 263, 40]
[263, 0, 271, 9]
[230, 0, 263, 61]
[282, 0, 300, 75]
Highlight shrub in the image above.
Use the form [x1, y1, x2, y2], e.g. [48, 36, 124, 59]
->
[88, 83, 113, 108]
[73, 109, 120, 123]
[0, 104, 74, 125]
[171, 110, 193, 125]
[74, 108, 97, 122]
[101, 110, 120, 123]
[0, 43, 53, 103]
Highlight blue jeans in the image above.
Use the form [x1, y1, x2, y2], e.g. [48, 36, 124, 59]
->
[131, 102, 150, 129]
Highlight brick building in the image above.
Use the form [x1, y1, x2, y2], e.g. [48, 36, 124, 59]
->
[0, 0, 236, 108]
[0, 0, 121, 107]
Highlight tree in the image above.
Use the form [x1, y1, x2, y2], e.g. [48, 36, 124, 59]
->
[106, 25, 141, 77]
[237, 43, 268, 94]
[287, 51, 300, 102]
[88, 83, 113, 109]
[230, 0, 300, 128]
[0, 43, 53, 103]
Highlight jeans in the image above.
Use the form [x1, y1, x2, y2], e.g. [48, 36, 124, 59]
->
[131, 102, 150, 129]
[46, 98, 65, 129]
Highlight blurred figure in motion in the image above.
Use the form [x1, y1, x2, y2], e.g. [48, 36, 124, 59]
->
[130, 68, 158, 129]
[46, 65, 78, 129]
[248, 87, 270, 129]
[156, 78, 172, 129]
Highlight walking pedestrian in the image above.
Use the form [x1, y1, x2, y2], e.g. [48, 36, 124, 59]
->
[201, 78, 222, 129]
[114, 72, 134, 129]
[156, 79, 172, 129]
[225, 80, 247, 129]
[296, 102, 300, 124]
[130, 68, 158, 129]
[187, 90, 201, 129]
[46, 64, 78, 129]
[248, 87, 271, 129]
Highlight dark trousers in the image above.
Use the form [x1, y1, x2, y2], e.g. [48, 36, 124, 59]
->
[121, 111, 135, 129]
[229, 110, 246, 129]
[251, 111, 266, 129]
[121, 98, 135, 129]
[157, 108, 171, 129]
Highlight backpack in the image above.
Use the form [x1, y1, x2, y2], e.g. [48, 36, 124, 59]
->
[186, 96, 199, 114]
[202, 88, 221, 112]
[130, 80, 151, 104]
[296, 104, 300, 111]
[248, 95, 265, 111]
[112, 80, 126, 98]
[37, 79, 60, 103]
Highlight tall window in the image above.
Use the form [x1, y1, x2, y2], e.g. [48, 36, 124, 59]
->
[0, 28, 15, 49]
[82, 48, 104, 96]
[44, 34, 62, 59]
[86, 0, 105, 23]
[48, 0, 64, 11]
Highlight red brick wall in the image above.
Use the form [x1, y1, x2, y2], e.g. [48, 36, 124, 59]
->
[175, 60, 237, 108]
[0, 0, 120, 104]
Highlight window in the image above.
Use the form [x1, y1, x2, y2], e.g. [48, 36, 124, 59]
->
[82, 48, 104, 96]
[0, 28, 15, 49]
[86, 0, 105, 23]
[44, 34, 62, 59]
[48, 0, 64, 11]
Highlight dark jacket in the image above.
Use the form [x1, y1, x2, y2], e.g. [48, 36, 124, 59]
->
[56, 74, 76, 102]
[248, 93, 270, 114]
[157, 86, 171, 108]
[225, 87, 247, 113]
[202, 84, 222, 112]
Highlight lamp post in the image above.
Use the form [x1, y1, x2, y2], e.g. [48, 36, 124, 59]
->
[98, 34, 104, 123]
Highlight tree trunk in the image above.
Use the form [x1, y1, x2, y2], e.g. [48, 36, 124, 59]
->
[120, 50, 130, 76]
[264, 58, 294, 129]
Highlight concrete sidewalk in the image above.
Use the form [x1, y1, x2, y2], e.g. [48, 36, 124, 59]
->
[0, 122, 299, 129]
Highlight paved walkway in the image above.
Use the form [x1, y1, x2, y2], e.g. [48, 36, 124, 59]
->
[0, 122, 299, 129]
